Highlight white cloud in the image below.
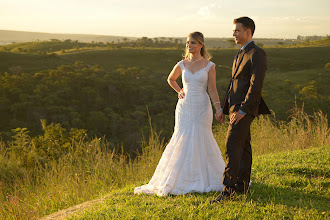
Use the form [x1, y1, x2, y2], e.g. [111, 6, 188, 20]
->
[178, 1, 222, 22]
[196, 2, 222, 19]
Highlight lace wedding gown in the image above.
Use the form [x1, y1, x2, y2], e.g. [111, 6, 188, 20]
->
[134, 60, 225, 196]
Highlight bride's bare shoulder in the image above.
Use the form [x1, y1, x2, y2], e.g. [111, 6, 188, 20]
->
[182, 59, 189, 65]
[172, 60, 183, 72]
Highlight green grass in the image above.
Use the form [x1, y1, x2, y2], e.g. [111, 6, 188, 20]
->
[0, 42, 329, 219]
[1, 42, 329, 73]
[0, 41, 104, 53]
[280, 37, 330, 48]
[1, 108, 329, 219]
[66, 146, 329, 219]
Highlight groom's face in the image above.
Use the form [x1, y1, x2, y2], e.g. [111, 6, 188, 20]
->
[233, 23, 249, 46]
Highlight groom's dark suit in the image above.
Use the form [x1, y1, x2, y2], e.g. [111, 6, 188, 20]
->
[221, 41, 270, 193]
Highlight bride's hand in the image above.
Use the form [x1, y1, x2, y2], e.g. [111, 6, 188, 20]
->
[178, 88, 185, 99]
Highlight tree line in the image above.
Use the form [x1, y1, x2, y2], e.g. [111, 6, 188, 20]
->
[0, 62, 178, 154]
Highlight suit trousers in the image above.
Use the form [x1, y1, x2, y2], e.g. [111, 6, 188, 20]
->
[222, 112, 255, 193]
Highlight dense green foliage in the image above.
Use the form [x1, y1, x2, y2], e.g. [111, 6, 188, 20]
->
[0, 40, 96, 53]
[0, 43, 329, 152]
[0, 37, 184, 54]
[0, 61, 178, 152]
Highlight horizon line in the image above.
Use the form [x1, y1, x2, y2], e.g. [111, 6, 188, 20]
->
[2, 29, 328, 40]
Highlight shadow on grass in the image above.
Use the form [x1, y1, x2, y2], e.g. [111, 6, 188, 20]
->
[286, 167, 330, 178]
[124, 181, 329, 213]
[248, 181, 329, 212]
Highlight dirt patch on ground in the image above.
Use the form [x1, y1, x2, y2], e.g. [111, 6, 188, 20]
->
[39, 194, 111, 220]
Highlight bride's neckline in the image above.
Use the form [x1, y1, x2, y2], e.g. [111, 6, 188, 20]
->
[182, 61, 211, 75]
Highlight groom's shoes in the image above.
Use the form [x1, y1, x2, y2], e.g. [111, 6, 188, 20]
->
[235, 187, 250, 194]
[210, 188, 235, 204]
[210, 191, 230, 204]
[235, 182, 250, 194]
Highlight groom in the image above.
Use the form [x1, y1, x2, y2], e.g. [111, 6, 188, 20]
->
[211, 17, 270, 203]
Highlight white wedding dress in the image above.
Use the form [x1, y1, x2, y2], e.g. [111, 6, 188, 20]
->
[134, 60, 225, 196]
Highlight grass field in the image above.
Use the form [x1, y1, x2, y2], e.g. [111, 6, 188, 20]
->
[281, 37, 330, 48]
[1, 108, 329, 219]
[1, 43, 329, 73]
[0, 41, 329, 219]
[59, 146, 329, 219]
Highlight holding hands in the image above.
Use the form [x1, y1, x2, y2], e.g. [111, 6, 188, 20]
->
[215, 110, 225, 123]
[216, 110, 246, 125]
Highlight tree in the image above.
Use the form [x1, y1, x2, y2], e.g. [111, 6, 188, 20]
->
[257, 42, 264, 48]
[325, 63, 330, 71]
[227, 39, 235, 48]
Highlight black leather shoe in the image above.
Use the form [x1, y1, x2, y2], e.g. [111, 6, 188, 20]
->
[210, 191, 232, 204]
[236, 182, 250, 194]
[235, 187, 250, 194]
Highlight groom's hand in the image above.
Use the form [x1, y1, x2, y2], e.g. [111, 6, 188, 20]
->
[230, 111, 245, 125]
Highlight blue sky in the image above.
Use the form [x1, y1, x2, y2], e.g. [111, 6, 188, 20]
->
[1, 0, 329, 38]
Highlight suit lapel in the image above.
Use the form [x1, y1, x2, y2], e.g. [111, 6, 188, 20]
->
[232, 57, 236, 77]
[232, 50, 246, 77]
[232, 41, 255, 78]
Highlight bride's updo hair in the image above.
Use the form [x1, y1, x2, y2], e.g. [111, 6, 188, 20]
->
[184, 32, 212, 60]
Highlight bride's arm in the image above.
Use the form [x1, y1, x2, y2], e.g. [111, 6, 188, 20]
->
[167, 63, 184, 96]
[207, 65, 221, 112]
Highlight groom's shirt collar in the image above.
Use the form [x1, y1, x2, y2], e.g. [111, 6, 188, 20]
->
[240, 40, 253, 51]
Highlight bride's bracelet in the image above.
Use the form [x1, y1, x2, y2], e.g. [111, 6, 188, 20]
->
[216, 108, 223, 113]
[213, 101, 220, 106]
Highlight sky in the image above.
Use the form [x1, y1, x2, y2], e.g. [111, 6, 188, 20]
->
[1, 0, 329, 38]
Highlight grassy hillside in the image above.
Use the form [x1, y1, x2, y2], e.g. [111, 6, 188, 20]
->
[0, 45, 329, 122]
[0, 30, 136, 45]
[0, 43, 328, 73]
[0, 44, 328, 154]
[0, 39, 328, 219]
[1, 30, 305, 48]
[282, 37, 330, 48]
[1, 41, 329, 72]
[0, 41, 105, 53]
[0, 108, 328, 219]
[57, 146, 330, 219]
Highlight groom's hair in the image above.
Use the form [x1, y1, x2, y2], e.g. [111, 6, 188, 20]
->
[234, 17, 255, 36]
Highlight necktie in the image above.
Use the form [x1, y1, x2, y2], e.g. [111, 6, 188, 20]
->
[235, 49, 242, 66]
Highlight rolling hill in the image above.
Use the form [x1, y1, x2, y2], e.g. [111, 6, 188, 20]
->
[0, 29, 307, 49]
[0, 29, 137, 45]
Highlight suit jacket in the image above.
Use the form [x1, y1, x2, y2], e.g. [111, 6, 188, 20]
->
[222, 41, 270, 116]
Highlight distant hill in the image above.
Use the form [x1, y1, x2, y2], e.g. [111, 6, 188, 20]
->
[284, 37, 330, 47]
[0, 41, 105, 53]
[0, 30, 137, 45]
[0, 29, 305, 49]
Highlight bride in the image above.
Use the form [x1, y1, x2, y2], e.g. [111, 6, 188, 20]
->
[134, 32, 225, 196]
